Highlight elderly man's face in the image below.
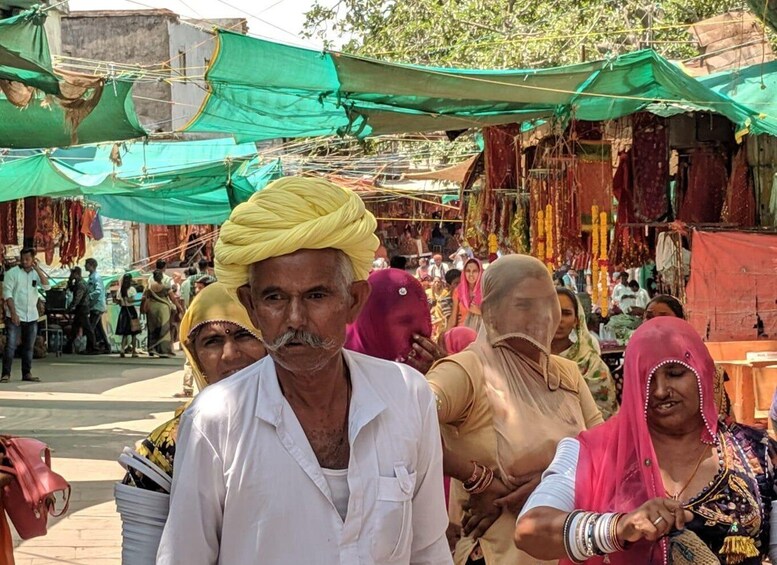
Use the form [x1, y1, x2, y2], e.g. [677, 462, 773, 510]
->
[239, 249, 369, 374]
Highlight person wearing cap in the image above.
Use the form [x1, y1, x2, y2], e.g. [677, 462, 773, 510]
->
[157, 177, 451, 565]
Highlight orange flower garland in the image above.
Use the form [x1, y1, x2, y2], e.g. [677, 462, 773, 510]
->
[591, 205, 600, 304]
[599, 211, 609, 317]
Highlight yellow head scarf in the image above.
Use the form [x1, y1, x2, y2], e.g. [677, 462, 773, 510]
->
[179, 282, 262, 391]
[215, 176, 379, 288]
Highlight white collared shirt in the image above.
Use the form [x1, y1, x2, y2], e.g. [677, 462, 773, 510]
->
[428, 263, 448, 280]
[157, 350, 452, 565]
[3, 266, 49, 322]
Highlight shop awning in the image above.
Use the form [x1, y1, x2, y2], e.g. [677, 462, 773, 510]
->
[698, 59, 777, 120]
[0, 9, 59, 93]
[0, 138, 283, 224]
[184, 31, 777, 141]
[0, 79, 146, 148]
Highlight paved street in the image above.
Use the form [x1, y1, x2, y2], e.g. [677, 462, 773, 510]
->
[1, 353, 187, 564]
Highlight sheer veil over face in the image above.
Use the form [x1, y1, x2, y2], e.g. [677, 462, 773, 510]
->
[480, 255, 560, 373]
[473, 255, 583, 484]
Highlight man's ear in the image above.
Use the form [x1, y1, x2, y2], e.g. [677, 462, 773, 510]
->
[346, 280, 371, 325]
[237, 284, 262, 330]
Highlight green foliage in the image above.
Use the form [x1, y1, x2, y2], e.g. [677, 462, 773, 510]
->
[303, 0, 758, 68]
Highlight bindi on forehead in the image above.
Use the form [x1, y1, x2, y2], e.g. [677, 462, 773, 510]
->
[196, 322, 242, 339]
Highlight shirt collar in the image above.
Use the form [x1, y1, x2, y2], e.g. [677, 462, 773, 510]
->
[255, 350, 387, 431]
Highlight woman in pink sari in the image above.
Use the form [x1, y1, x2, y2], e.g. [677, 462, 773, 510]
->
[449, 258, 482, 331]
[515, 317, 777, 564]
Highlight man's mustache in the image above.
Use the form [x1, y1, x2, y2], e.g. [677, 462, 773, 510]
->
[263, 329, 335, 352]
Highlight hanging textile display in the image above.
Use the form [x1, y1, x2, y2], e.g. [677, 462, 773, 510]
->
[90, 210, 104, 241]
[721, 144, 756, 227]
[680, 146, 729, 223]
[575, 141, 613, 215]
[610, 150, 652, 268]
[482, 124, 521, 255]
[464, 192, 484, 252]
[33, 197, 55, 265]
[0, 200, 18, 245]
[509, 195, 529, 254]
[59, 200, 86, 267]
[483, 124, 522, 191]
[631, 113, 669, 221]
[528, 136, 583, 263]
[22, 197, 37, 243]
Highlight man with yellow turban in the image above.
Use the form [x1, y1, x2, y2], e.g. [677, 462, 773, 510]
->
[158, 177, 452, 565]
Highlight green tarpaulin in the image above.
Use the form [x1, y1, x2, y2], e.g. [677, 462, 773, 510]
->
[698, 60, 777, 120]
[0, 138, 283, 224]
[185, 31, 777, 141]
[0, 79, 146, 148]
[0, 9, 59, 94]
[89, 158, 283, 225]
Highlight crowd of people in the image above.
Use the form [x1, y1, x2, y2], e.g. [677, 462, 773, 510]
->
[2, 177, 769, 565]
[96, 175, 775, 565]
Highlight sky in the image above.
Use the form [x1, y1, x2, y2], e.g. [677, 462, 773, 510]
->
[67, 0, 337, 49]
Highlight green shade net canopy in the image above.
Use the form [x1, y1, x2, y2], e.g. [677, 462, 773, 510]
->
[0, 79, 146, 148]
[0, 138, 283, 224]
[185, 30, 777, 141]
[697, 60, 777, 120]
[0, 8, 59, 93]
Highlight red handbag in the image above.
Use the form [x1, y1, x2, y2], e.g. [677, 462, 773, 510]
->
[0, 436, 71, 539]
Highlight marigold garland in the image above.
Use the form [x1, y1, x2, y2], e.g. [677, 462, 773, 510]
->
[545, 203, 554, 273]
[591, 205, 600, 304]
[488, 233, 498, 254]
[536, 209, 545, 263]
[599, 211, 609, 317]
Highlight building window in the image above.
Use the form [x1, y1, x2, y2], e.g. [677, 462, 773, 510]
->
[178, 49, 187, 83]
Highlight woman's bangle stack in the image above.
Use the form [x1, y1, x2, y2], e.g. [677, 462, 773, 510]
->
[562, 511, 625, 563]
[462, 461, 494, 494]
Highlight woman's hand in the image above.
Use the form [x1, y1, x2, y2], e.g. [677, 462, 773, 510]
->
[617, 498, 692, 543]
[493, 473, 542, 515]
[461, 476, 510, 540]
[405, 334, 446, 374]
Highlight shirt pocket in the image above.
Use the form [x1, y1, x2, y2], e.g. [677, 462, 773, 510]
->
[371, 466, 417, 562]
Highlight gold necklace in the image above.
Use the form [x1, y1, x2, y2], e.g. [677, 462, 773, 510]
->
[664, 446, 710, 501]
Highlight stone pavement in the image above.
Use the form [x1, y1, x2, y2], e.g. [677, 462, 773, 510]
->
[0, 353, 187, 564]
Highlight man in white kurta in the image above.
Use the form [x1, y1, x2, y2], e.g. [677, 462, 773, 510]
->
[158, 350, 450, 564]
[157, 176, 451, 565]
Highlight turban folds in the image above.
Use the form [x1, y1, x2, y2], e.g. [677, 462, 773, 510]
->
[215, 176, 379, 288]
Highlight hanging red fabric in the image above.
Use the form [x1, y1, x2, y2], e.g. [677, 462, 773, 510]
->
[0, 200, 18, 245]
[680, 146, 728, 223]
[721, 144, 756, 227]
[631, 113, 669, 221]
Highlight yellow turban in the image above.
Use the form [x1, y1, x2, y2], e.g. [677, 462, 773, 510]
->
[215, 176, 379, 288]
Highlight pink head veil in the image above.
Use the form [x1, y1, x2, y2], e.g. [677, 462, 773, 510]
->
[456, 257, 483, 311]
[442, 327, 477, 355]
[567, 317, 719, 564]
[345, 268, 432, 363]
